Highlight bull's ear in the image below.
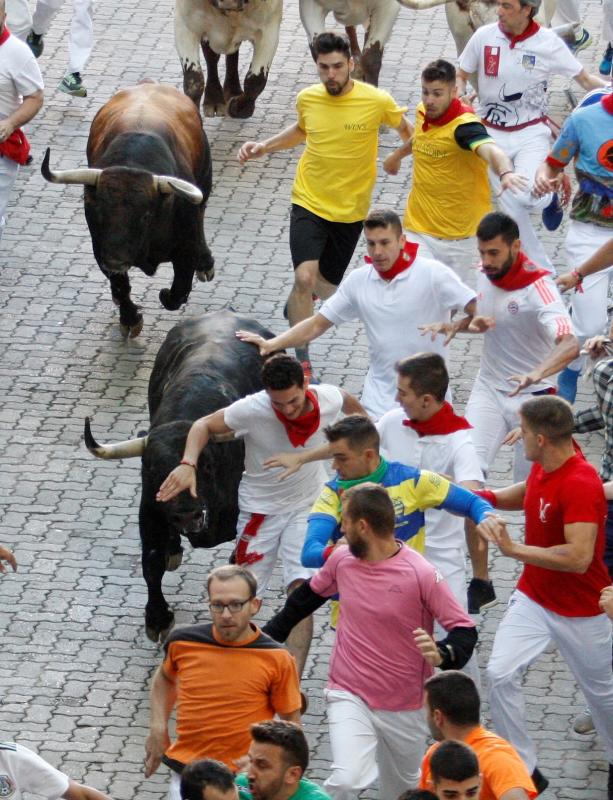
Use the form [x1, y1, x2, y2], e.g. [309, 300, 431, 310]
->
[155, 175, 203, 205]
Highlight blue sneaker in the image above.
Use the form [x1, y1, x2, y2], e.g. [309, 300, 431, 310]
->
[557, 367, 580, 404]
[568, 28, 592, 53]
[26, 30, 44, 58]
[542, 193, 563, 231]
[600, 43, 613, 76]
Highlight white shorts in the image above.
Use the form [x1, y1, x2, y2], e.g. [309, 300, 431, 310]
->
[234, 507, 315, 593]
[405, 230, 478, 287]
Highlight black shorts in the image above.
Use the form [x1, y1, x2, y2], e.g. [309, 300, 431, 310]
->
[289, 204, 363, 286]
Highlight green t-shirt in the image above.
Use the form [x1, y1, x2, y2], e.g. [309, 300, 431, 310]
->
[235, 773, 331, 800]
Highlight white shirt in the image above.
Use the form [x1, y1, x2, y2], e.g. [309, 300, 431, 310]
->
[475, 271, 573, 393]
[0, 33, 43, 119]
[320, 258, 475, 419]
[377, 407, 483, 552]
[459, 23, 581, 128]
[223, 383, 343, 514]
[0, 742, 69, 800]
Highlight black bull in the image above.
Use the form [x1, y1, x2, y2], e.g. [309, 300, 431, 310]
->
[84, 311, 274, 642]
[41, 82, 215, 339]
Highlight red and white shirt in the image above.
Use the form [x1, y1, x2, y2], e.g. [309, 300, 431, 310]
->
[475, 270, 573, 393]
[459, 23, 581, 129]
[518, 453, 609, 617]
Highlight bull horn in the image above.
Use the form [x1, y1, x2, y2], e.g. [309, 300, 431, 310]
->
[155, 175, 203, 205]
[84, 416, 148, 459]
[41, 148, 102, 187]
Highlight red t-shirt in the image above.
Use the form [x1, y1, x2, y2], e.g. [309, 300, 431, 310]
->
[518, 453, 609, 616]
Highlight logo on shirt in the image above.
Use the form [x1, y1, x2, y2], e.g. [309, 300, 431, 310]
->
[522, 54, 536, 70]
[597, 139, 613, 173]
[0, 775, 15, 798]
[434, 569, 444, 583]
[484, 46, 500, 77]
[507, 300, 519, 315]
[539, 497, 551, 522]
[344, 123, 367, 131]
[427, 472, 442, 488]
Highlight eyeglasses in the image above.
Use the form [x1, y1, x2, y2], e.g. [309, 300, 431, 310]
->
[209, 598, 253, 614]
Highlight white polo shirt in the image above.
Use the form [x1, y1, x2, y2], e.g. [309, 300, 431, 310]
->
[0, 742, 69, 800]
[223, 383, 343, 514]
[320, 257, 476, 419]
[377, 407, 483, 553]
[0, 33, 43, 119]
[475, 271, 573, 393]
[459, 23, 581, 129]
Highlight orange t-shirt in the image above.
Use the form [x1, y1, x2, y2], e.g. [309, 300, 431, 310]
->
[420, 726, 537, 799]
[161, 623, 301, 769]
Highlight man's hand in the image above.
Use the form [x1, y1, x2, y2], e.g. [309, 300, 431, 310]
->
[413, 628, 443, 667]
[236, 329, 276, 356]
[144, 728, 170, 778]
[0, 118, 15, 143]
[383, 152, 403, 176]
[477, 514, 516, 556]
[156, 464, 197, 503]
[419, 321, 457, 345]
[600, 586, 613, 620]
[0, 545, 17, 574]
[507, 370, 539, 397]
[555, 271, 581, 293]
[263, 451, 305, 481]
[237, 141, 266, 165]
[499, 172, 528, 195]
[503, 427, 522, 446]
[468, 315, 495, 333]
[583, 335, 611, 359]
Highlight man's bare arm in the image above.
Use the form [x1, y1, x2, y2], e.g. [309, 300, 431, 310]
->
[507, 333, 580, 396]
[144, 665, 177, 777]
[236, 314, 334, 357]
[238, 122, 306, 164]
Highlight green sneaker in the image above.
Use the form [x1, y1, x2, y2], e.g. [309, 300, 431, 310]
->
[58, 72, 87, 98]
[26, 31, 44, 58]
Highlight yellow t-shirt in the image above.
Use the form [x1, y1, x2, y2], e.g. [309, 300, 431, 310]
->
[403, 103, 493, 239]
[292, 81, 407, 223]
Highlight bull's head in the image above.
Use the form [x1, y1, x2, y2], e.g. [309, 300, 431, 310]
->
[41, 148, 203, 272]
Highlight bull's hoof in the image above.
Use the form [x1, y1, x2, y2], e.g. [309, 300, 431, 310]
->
[204, 101, 227, 118]
[119, 317, 144, 339]
[145, 624, 161, 643]
[196, 266, 215, 282]
[166, 550, 183, 571]
[145, 611, 175, 643]
[228, 95, 255, 119]
[159, 289, 186, 311]
[159, 622, 175, 643]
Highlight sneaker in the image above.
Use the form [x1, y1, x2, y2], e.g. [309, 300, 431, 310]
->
[58, 72, 87, 98]
[568, 27, 592, 53]
[26, 31, 44, 58]
[531, 767, 550, 796]
[573, 709, 596, 734]
[542, 192, 563, 231]
[300, 359, 320, 385]
[467, 578, 497, 614]
[557, 366, 580, 404]
[600, 43, 613, 76]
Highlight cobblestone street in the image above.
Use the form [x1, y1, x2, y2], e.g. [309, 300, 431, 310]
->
[0, 0, 611, 797]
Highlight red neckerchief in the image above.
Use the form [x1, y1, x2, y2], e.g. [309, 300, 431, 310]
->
[486, 251, 550, 291]
[0, 26, 31, 166]
[499, 19, 540, 49]
[402, 401, 472, 437]
[421, 98, 473, 132]
[602, 94, 613, 115]
[273, 389, 320, 448]
[365, 240, 419, 282]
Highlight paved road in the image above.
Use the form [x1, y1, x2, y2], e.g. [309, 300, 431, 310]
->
[0, 1, 611, 798]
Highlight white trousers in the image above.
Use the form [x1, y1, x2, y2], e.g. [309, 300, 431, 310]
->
[0, 155, 20, 245]
[604, 0, 613, 43]
[5, 0, 32, 38]
[552, 0, 580, 26]
[427, 545, 481, 689]
[32, 0, 94, 73]
[405, 230, 479, 287]
[487, 590, 613, 772]
[167, 772, 181, 800]
[489, 124, 554, 272]
[465, 376, 531, 482]
[324, 688, 429, 800]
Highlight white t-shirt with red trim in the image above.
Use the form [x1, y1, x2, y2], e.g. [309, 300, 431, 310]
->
[474, 270, 573, 393]
[0, 742, 69, 800]
[518, 453, 610, 616]
[459, 23, 581, 129]
[320, 257, 475, 419]
[377, 407, 483, 552]
[223, 384, 343, 514]
[0, 33, 43, 119]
